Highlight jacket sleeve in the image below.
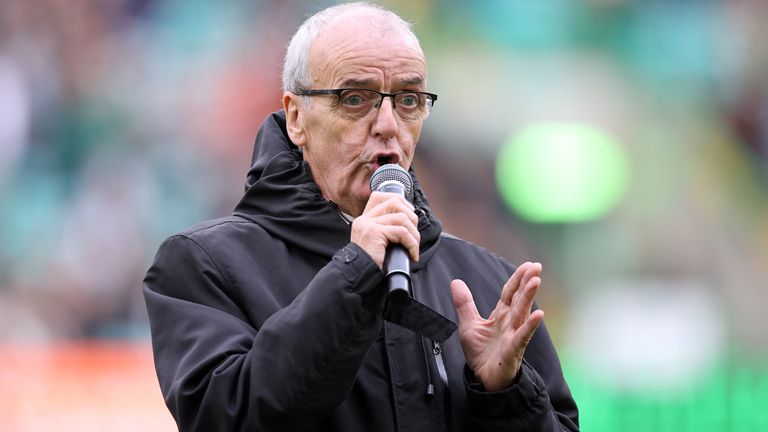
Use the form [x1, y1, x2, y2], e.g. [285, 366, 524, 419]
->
[143, 235, 386, 431]
[464, 321, 579, 431]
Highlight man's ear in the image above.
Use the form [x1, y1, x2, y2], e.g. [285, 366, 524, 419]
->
[283, 92, 307, 147]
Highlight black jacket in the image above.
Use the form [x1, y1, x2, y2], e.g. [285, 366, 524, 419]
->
[143, 111, 579, 431]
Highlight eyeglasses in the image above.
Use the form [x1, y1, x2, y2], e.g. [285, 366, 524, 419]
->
[295, 88, 438, 121]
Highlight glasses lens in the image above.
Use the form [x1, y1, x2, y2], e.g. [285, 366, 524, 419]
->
[336, 89, 378, 119]
[335, 89, 434, 120]
[394, 92, 433, 120]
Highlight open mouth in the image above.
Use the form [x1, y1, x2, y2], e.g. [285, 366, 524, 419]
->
[367, 153, 401, 173]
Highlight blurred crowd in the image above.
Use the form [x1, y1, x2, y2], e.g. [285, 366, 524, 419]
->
[1, 0, 767, 387]
[0, 0, 289, 339]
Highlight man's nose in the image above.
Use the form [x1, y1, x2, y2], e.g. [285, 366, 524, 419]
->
[371, 96, 398, 138]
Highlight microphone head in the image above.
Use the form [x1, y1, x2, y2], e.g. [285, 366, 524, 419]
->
[370, 164, 414, 202]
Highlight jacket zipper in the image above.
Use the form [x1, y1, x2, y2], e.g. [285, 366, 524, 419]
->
[432, 341, 449, 389]
[420, 335, 435, 396]
[420, 338, 449, 397]
[411, 271, 449, 400]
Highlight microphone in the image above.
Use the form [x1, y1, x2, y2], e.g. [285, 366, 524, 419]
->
[369, 164, 414, 303]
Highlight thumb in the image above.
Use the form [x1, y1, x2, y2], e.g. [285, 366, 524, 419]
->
[451, 279, 481, 326]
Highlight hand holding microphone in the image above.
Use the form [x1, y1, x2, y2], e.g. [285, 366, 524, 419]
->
[351, 164, 418, 302]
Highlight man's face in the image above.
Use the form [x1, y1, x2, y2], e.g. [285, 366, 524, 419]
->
[284, 15, 428, 216]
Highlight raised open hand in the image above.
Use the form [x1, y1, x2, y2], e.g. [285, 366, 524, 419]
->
[450, 262, 545, 392]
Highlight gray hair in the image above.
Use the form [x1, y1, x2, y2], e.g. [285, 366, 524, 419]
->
[282, 2, 421, 92]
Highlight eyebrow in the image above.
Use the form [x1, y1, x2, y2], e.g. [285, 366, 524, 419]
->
[400, 76, 424, 87]
[338, 78, 378, 88]
[337, 76, 424, 89]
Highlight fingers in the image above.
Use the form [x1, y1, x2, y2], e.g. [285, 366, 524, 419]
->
[450, 279, 481, 326]
[497, 262, 542, 340]
[374, 213, 420, 261]
[513, 274, 540, 321]
[512, 309, 544, 348]
[365, 194, 420, 261]
[500, 262, 542, 306]
[364, 191, 416, 220]
[351, 192, 420, 268]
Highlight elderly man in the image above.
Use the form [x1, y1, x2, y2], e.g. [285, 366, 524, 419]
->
[144, 2, 578, 431]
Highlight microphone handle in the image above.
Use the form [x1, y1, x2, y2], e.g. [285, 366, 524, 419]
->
[376, 181, 412, 302]
[384, 244, 411, 302]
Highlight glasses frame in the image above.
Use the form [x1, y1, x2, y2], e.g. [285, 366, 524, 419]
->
[294, 88, 438, 120]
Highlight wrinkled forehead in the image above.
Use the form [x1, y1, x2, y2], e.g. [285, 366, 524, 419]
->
[309, 12, 426, 84]
[318, 10, 421, 49]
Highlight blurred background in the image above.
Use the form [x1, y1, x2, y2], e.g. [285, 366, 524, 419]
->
[1, 0, 767, 430]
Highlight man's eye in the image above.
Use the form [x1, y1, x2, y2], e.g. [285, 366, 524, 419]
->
[399, 94, 418, 107]
[341, 93, 366, 106]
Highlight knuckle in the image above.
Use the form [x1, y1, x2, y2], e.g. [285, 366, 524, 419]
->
[396, 225, 409, 237]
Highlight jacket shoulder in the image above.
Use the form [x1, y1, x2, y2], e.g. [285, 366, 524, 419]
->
[438, 232, 515, 271]
[174, 215, 252, 238]
[165, 215, 272, 246]
[153, 216, 273, 267]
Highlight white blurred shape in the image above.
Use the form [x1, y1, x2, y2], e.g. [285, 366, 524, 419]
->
[0, 57, 30, 182]
[566, 279, 725, 393]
